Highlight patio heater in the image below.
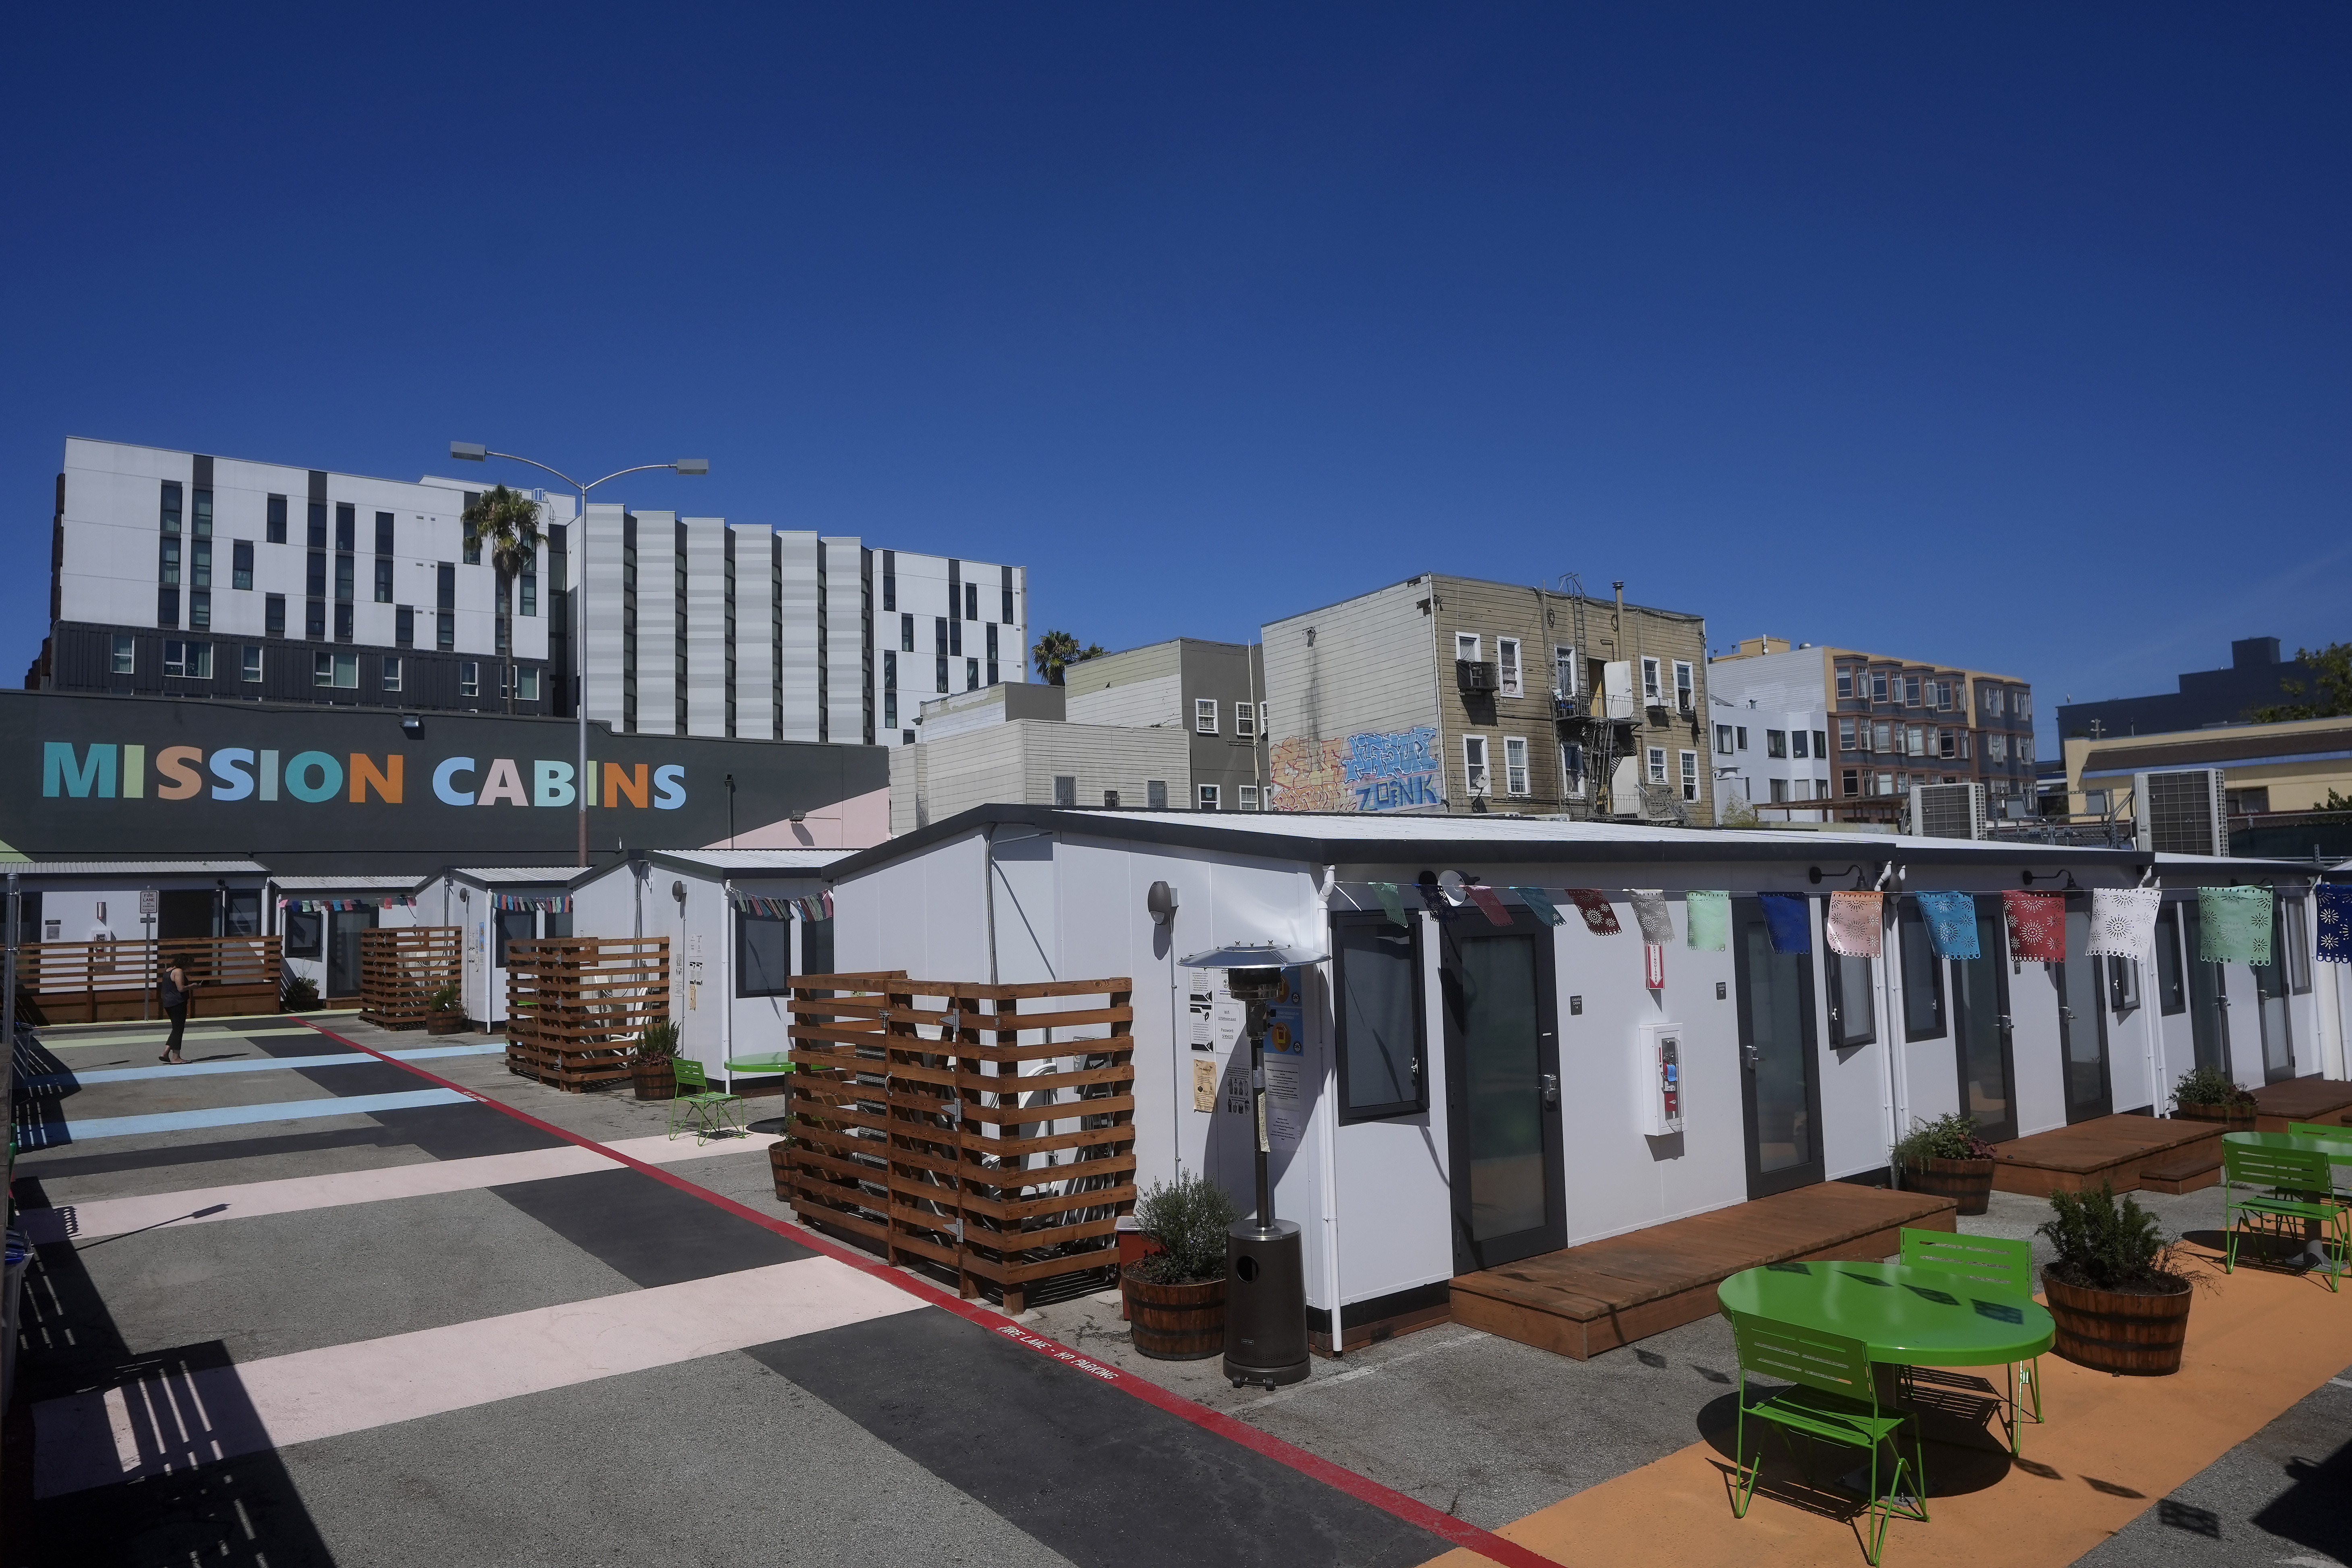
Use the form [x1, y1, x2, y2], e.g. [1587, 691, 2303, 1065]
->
[1181, 942, 1323, 1390]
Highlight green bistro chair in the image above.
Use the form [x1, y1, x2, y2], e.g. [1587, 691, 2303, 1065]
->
[669, 1057, 748, 1145]
[1898, 1228, 2043, 1448]
[2222, 1144, 2349, 1291]
[1727, 1309, 1927, 1565]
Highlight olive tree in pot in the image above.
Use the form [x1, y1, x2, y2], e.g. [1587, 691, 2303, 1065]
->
[2170, 1066, 2257, 1127]
[634, 1019, 680, 1101]
[1892, 1112, 1999, 1215]
[2039, 1183, 2193, 1375]
[424, 982, 467, 1036]
[1123, 1169, 1240, 1360]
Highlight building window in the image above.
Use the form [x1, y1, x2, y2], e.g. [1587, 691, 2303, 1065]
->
[159, 534, 181, 586]
[1238, 784, 1259, 810]
[1235, 701, 1257, 738]
[1332, 912, 1428, 1123]
[521, 567, 537, 617]
[335, 554, 354, 604]
[1148, 780, 1168, 809]
[160, 481, 182, 533]
[965, 657, 979, 691]
[437, 611, 454, 652]
[394, 605, 414, 646]
[1869, 671, 1888, 702]
[1839, 718, 1857, 751]
[963, 582, 978, 621]
[1195, 698, 1219, 735]
[1836, 667, 1854, 699]
[1790, 730, 1809, 759]
[1842, 769, 1860, 796]
[191, 539, 211, 589]
[1560, 742, 1586, 798]
[374, 511, 396, 555]
[242, 646, 263, 683]
[265, 594, 286, 638]
[1771, 778, 1788, 804]
[1504, 735, 1530, 795]
[935, 655, 949, 693]
[163, 640, 212, 679]
[1463, 735, 1490, 796]
[1454, 632, 1480, 663]
[334, 603, 353, 642]
[1054, 775, 1077, 807]
[1714, 725, 1734, 756]
[934, 616, 948, 655]
[267, 495, 288, 544]
[1496, 637, 1522, 697]
[1873, 721, 1892, 752]
[334, 503, 354, 553]
[736, 911, 791, 998]
[375, 558, 394, 603]
[1646, 746, 1667, 784]
[1902, 675, 1920, 706]
[518, 667, 539, 702]
[158, 586, 180, 627]
[191, 487, 211, 536]
[881, 551, 897, 612]
[459, 661, 481, 698]
[1680, 750, 1699, 802]
[1198, 783, 1220, 811]
[189, 589, 210, 630]
[1813, 730, 1828, 758]
[1001, 568, 1015, 625]
[312, 651, 357, 688]
[307, 502, 326, 549]
[111, 636, 135, 675]
[1673, 661, 1695, 712]
[231, 540, 254, 590]
[1641, 657, 1662, 703]
[900, 613, 914, 652]
[1766, 729, 1787, 758]
[1877, 771, 1895, 795]
[383, 656, 402, 692]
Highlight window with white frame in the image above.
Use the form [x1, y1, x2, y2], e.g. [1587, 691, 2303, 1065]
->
[1238, 784, 1259, 811]
[1258, 701, 1268, 733]
[1679, 750, 1699, 801]
[519, 668, 540, 702]
[1672, 661, 1694, 711]
[1988, 733, 2008, 760]
[1198, 783, 1221, 810]
[240, 645, 263, 683]
[1646, 746, 1667, 783]
[1496, 638, 1522, 697]
[381, 655, 402, 692]
[164, 640, 212, 679]
[1560, 741, 1586, 797]
[312, 651, 355, 689]
[1195, 698, 1218, 735]
[1641, 657, 1662, 703]
[1234, 701, 1257, 738]
[1766, 729, 1787, 758]
[1553, 645, 1577, 696]
[1840, 717, 1857, 751]
[1455, 632, 1481, 663]
[1715, 723, 1734, 754]
[1873, 721, 1892, 752]
[459, 660, 479, 698]
[1463, 735, 1490, 796]
[1836, 668, 1855, 699]
[1504, 735, 1529, 795]
[112, 635, 135, 675]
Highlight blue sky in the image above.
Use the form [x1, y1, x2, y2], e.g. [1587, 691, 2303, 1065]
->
[5, 4, 2346, 751]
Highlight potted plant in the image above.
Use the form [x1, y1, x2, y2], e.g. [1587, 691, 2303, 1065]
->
[282, 973, 320, 1014]
[424, 982, 467, 1035]
[1892, 1112, 1999, 1215]
[2039, 1183, 2193, 1375]
[1122, 1169, 1239, 1360]
[2170, 1066, 2257, 1127]
[634, 1018, 680, 1101]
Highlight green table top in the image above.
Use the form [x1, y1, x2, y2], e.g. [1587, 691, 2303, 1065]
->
[2223, 1129, 2352, 1156]
[723, 1053, 796, 1073]
[1718, 1260, 2055, 1367]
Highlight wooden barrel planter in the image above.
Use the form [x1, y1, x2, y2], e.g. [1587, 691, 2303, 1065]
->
[1902, 1156, 1996, 1216]
[633, 1058, 678, 1101]
[2042, 1271, 2192, 1375]
[769, 1141, 793, 1203]
[1124, 1269, 1226, 1361]
[425, 1010, 468, 1037]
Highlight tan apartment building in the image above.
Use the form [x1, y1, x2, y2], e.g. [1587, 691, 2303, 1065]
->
[2062, 715, 2352, 820]
[1260, 574, 1712, 820]
[1706, 636, 2036, 820]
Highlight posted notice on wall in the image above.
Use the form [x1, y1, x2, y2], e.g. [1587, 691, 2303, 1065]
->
[1263, 967, 1307, 1151]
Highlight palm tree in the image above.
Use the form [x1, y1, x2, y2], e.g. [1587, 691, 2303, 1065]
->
[462, 485, 543, 712]
[1032, 629, 1106, 686]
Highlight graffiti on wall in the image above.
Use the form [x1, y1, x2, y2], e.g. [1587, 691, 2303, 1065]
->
[1268, 725, 1441, 812]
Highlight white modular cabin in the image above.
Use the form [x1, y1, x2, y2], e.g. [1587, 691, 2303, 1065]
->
[567, 849, 848, 1089]
[418, 867, 590, 1027]
[822, 808, 2341, 1351]
[265, 875, 435, 1004]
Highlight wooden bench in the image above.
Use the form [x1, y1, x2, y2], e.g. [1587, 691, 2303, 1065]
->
[2138, 1150, 2223, 1195]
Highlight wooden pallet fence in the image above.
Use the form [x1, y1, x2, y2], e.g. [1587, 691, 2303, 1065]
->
[13, 936, 283, 1024]
[503, 936, 670, 1092]
[784, 973, 1136, 1313]
[358, 927, 462, 1029]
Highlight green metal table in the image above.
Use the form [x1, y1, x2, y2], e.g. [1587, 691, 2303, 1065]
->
[723, 1052, 796, 1092]
[2223, 1129, 2352, 1156]
[1718, 1260, 2055, 1369]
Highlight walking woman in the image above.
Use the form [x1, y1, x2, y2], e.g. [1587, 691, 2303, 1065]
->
[159, 956, 198, 1063]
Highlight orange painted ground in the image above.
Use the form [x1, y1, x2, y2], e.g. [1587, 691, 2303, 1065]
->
[1426, 1242, 2352, 1568]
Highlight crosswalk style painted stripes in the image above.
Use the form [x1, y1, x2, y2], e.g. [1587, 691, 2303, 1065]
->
[39, 1088, 470, 1144]
[24, 1043, 504, 1090]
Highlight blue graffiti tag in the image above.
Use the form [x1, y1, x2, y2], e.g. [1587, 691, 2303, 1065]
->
[1343, 727, 1439, 812]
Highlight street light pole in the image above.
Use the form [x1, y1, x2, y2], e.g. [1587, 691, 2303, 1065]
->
[450, 444, 708, 867]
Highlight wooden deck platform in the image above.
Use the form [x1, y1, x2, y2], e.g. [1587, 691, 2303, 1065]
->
[1449, 1183, 1957, 1362]
[2250, 1077, 2352, 1132]
[1989, 1113, 2223, 1197]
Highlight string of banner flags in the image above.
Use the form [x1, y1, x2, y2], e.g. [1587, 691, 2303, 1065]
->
[731, 890, 835, 922]
[277, 896, 417, 913]
[1335, 880, 2348, 971]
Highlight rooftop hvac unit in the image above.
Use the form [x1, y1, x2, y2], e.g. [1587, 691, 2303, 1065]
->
[2135, 768, 2228, 857]
[1910, 782, 1986, 841]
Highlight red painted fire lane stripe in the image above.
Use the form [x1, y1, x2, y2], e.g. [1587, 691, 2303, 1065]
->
[296, 1018, 1565, 1568]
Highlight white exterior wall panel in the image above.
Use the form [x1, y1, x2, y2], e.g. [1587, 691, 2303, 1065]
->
[684, 518, 729, 737]
[631, 511, 680, 736]
[731, 524, 776, 740]
[777, 531, 822, 743]
[1262, 578, 1436, 745]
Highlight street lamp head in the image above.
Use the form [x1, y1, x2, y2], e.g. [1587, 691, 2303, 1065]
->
[450, 442, 487, 462]
[673, 458, 710, 475]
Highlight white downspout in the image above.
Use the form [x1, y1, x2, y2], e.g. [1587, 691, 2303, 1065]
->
[721, 875, 735, 1091]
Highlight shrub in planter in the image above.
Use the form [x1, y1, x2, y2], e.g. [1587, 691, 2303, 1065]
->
[1892, 1112, 1999, 1215]
[633, 1018, 680, 1101]
[424, 981, 467, 1035]
[282, 974, 321, 1013]
[1123, 1169, 1240, 1360]
[2170, 1066, 2257, 1124]
[2037, 1183, 2192, 1375]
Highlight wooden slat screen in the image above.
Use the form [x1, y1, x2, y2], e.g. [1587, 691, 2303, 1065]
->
[14, 937, 283, 1025]
[358, 927, 464, 1029]
[503, 936, 670, 1092]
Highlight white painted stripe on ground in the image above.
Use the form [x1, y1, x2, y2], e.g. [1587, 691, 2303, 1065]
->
[22, 1131, 782, 1243]
[31, 1044, 504, 1087]
[49, 1089, 468, 1142]
[33, 1254, 920, 1496]
[36, 1027, 326, 1052]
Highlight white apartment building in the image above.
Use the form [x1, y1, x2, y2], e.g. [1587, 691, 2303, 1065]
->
[34, 440, 1028, 747]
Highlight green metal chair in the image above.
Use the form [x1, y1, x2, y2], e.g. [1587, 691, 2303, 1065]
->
[669, 1057, 748, 1144]
[1898, 1228, 2042, 1448]
[1727, 1309, 1927, 1565]
[2222, 1144, 2348, 1291]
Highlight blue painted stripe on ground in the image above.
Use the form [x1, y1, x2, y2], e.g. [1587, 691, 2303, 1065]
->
[25, 1044, 505, 1090]
[48, 1089, 471, 1143]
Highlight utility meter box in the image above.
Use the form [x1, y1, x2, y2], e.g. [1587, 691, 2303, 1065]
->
[1639, 1020, 1685, 1137]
